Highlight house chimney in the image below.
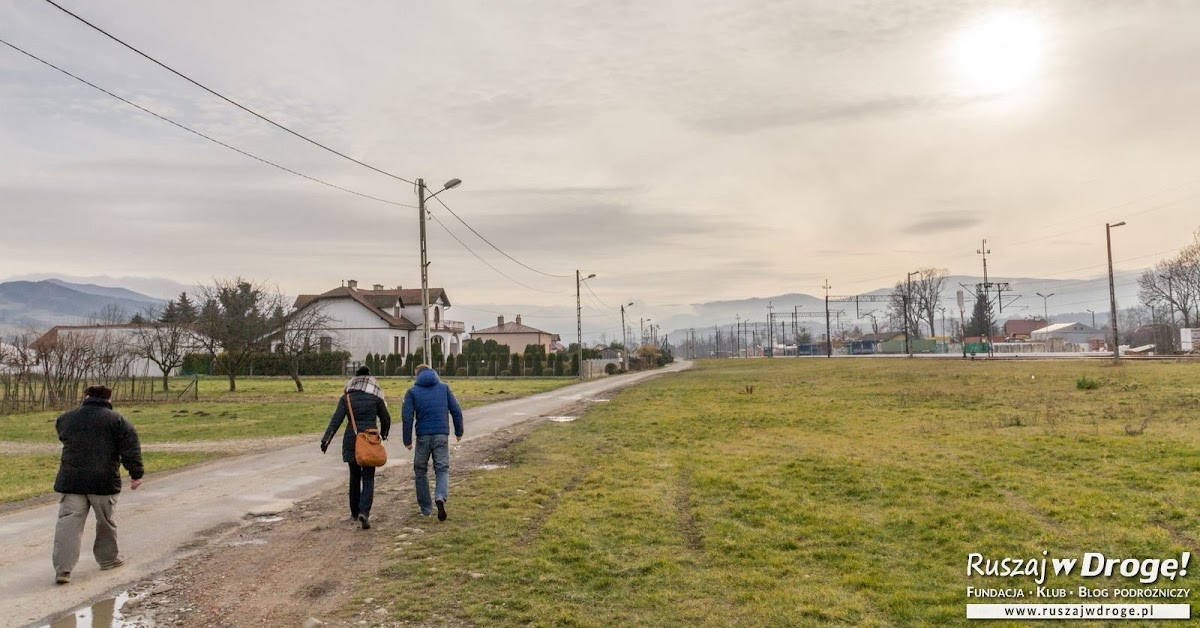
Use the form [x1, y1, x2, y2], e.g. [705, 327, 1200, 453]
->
[516, 314, 522, 325]
[346, 279, 358, 289]
[372, 284, 384, 291]
[497, 315, 504, 327]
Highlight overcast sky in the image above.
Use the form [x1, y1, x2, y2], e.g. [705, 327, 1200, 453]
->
[2, 0, 1199, 332]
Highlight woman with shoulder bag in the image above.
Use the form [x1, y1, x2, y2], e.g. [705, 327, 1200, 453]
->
[321, 366, 391, 529]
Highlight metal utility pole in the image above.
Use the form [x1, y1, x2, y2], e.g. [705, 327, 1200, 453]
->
[416, 177, 461, 365]
[767, 302, 774, 357]
[1107, 221, 1126, 360]
[906, 270, 920, 358]
[620, 303, 633, 371]
[734, 314, 741, 358]
[576, 270, 595, 379]
[418, 179, 430, 363]
[823, 279, 832, 358]
[977, 240, 992, 357]
[1087, 309, 1096, 329]
[1035, 292, 1054, 323]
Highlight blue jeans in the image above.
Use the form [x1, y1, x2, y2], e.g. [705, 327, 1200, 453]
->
[413, 434, 450, 515]
[348, 462, 375, 517]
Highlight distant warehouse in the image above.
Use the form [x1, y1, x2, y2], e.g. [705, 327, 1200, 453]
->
[1029, 322, 1103, 352]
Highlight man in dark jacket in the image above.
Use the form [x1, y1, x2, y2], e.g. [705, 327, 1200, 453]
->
[321, 366, 392, 529]
[52, 385, 143, 585]
[402, 365, 463, 521]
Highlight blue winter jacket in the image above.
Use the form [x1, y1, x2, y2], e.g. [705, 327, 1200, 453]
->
[402, 369, 464, 446]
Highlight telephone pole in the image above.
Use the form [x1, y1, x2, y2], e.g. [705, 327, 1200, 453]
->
[823, 279, 832, 358]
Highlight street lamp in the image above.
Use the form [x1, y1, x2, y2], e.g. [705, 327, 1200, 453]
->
[576, 270, 595, 379]
[1106, 221, 1126, 360]
[906, 270, 920, 358]
[620, 302, 634, 371]
[1086, 309, 1096, 329]
[1035, 292, 1055, 324]
[418, 177, 462, 365]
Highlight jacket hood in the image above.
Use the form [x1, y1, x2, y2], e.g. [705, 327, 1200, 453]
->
[415, 369, 441, 387]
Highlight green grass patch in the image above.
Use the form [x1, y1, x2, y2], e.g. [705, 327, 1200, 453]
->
[374, 358, 1200, 626]
[0, 452, 219, 504]
[0, 377, 574, 444]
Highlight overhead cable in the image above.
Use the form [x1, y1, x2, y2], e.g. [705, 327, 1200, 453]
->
[0, 37, 414, 208]
[41, 0, 416, 185]
[432, 195, 573, 279]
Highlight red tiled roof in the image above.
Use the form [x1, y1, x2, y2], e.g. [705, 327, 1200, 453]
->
[292, 286, 434, 330]
[471, 321, 553, 335]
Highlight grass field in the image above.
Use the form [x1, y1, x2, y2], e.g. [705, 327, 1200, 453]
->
[0, 453, 219, 504]
[374, 358, 1200, 627]
[0, 376, 574, 443]
[0, 376, 573, 505]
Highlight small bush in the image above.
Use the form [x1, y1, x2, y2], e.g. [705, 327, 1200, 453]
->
[1076, 376, 1101, 390]
[604, 363, 619, 375]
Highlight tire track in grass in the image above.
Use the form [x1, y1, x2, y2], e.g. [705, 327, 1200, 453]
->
[676, 466, 703, 551]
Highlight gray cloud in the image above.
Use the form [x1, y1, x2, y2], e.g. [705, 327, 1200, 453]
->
[901, 211, 983, 235]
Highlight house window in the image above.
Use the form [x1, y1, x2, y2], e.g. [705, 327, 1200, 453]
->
[400, 337, 407, 355]
[319, 336, 332, 353]
[434, 306, 441, 328]
[394, 336, 400, 354]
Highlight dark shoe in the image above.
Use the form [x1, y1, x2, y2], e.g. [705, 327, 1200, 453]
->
[350, 513, 359, 523]
[55, 572, 70, 585]
[358, 513, 371, 530]
[436, 499, 447, 521]
[100, 558, 124, 571]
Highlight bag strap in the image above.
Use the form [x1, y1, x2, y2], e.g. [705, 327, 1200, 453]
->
[345, 393, 359, 434]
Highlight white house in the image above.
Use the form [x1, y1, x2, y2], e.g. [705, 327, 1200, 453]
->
[31, 324, 193, 377]
[292, 280, 464, 362]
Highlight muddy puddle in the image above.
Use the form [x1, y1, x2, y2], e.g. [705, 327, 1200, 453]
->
[45, 591, 133, 628]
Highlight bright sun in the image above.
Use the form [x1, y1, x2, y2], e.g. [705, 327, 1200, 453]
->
[950, 11, 1046, 94]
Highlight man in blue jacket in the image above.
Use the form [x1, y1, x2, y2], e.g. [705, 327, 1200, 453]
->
[402, 364, 464, 521]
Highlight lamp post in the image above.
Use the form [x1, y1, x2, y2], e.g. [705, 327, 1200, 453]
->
[906, 270, 920, 358]
[1086, 309, 1096, 329]
[620, 302, 634, 371]
[417, 177, 461, 365]
[576, 270, 595, 379]
[1106, 221, 1126, 360]
[1035, 292, 1055, 324]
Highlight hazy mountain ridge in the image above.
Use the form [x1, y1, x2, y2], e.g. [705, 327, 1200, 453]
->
[0, 280, 165, 336]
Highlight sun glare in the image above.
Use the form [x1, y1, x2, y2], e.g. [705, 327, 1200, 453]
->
[950, 11, 1046, 95]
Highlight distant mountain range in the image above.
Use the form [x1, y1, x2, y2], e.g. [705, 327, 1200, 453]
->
[654, 273, 1144, 341]
[0, 280, 165, 336]
[0, 273, 1147, 345]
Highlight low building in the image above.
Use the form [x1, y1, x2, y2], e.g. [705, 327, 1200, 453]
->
[1030, 322, 1103, 351]
[1003, 318, 1047, 340]
[468, 315, 561, 354]
[292, 280, 464, 362]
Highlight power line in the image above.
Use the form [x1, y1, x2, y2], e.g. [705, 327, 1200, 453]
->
[41, 0, 416, 186]
[583, 281, 615, 310]
[0, 37, 415, 209]
[427, 207, 561, 294]
[431, 195, 572, 278]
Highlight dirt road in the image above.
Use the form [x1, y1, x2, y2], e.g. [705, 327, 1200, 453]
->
[0, 363, 689, 627]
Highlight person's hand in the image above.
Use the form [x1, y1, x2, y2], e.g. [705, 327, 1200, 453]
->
[405, 444, 413, 450]
[130, 478, 142, 490]
[320, 440, 329, 454]
[456, 436, 462, 443]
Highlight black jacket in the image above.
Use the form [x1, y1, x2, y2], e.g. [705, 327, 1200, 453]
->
[322, 391, 392, 464]
[54, 398, 144, 495]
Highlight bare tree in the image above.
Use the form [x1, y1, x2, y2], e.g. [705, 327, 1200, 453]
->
[273, 302, 339, 392]
[86, 303, 128, 325]
[889, 280, 923, 339]
[1139, 232, 1200, 328]
[192, 278, 284, 392]
[130, 304, 197, 391]
[914, 268, 949, 338]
